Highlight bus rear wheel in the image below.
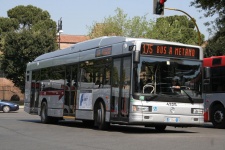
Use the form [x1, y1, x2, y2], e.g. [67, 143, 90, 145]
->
[211, 105, 225, 129]
[41, 102, 50, 124]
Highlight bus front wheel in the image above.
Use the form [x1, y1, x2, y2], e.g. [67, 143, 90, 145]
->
[211, 105, 225, 129]
[155, 125, 166, 132]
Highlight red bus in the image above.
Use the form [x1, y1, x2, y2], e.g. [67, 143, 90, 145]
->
[203, 56, 225, 128]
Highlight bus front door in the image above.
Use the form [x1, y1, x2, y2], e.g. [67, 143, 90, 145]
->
[111, 57, 131, 122]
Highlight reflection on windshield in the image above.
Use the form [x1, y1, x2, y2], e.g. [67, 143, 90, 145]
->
[133, 57, 202, 98]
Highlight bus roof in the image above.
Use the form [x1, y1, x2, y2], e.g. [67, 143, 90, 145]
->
[27, 36, 202, 71]
[34, 36, 127, 62]
[33, 36, 201, 62]
[204, 56, 225, 67]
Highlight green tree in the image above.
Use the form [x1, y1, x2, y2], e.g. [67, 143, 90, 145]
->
[88, 8, 154, 39]
[0, 17, 19, 51]
[204, 36, 225, 57]
[190, 0, 224, 27]
[191, 0, 225, 56]
[88, 8, 204, 45]
[149, 15, 204, 45]
[0, 5, 57, 92]
[0, 17, 18, 32]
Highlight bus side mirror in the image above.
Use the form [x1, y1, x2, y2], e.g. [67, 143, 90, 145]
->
[133, 50, 140, 63]
[204, 67, 211, 79]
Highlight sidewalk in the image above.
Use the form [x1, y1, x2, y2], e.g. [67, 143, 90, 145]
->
[19, 105, 24, 109]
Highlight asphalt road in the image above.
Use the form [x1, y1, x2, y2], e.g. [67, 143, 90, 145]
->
[1, 108, 225, 150]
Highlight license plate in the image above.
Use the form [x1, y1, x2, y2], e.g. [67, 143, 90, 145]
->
[165, 117, 180, 122]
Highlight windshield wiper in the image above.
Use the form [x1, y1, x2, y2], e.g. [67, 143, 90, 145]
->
[181, 89, 194, 103]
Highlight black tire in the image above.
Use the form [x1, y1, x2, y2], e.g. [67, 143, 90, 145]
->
[3, 106, 10, 113]
[211, 105, 225, 129]
[40, 102, 50, 124]
[95, 102, 109, 130]
[155, 125, 166, 132]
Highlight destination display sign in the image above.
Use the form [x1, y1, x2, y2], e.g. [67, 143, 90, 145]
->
[95, 46, 112, 57]
[141, 43, 200, 59]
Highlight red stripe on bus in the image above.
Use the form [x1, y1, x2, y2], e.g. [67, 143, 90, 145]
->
[40, 90, 64, 100]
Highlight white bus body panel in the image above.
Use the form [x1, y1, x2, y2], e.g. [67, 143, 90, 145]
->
[75, 88, 111, 121]
[37, 94, 64, 117]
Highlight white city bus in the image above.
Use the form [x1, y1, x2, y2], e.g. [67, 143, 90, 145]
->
[24, 36, 204, 131]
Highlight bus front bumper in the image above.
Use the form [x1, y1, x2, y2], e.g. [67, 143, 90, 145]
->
[129, 113, 204, 126]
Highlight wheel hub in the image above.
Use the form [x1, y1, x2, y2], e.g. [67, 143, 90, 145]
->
[214, 111, 224, 123]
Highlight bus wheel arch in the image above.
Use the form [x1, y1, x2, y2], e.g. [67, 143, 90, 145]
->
[93, 98, 109, 130]
[210, 102, 225, 129]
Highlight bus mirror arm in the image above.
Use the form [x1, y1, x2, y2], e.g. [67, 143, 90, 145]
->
[133, 50, 140, 63]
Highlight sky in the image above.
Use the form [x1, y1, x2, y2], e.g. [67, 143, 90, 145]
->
[0, 0, 216, 40]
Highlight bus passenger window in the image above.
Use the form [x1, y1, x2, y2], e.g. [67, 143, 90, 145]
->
[81, 75, 88, 82]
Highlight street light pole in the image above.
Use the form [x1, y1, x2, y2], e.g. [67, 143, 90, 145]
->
[57, 31, 63, 49]
[165, 7, 202, 46]
[57, 17, 63, 49]
[59, 33, 60, 49]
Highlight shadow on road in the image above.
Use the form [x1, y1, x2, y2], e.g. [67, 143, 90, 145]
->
[19, 119, 198, 134]
[0, 111, 19, 113]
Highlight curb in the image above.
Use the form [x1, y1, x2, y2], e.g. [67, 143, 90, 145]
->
[19, 105, 24, 109]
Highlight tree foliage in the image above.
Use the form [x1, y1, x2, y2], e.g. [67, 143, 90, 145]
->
[0, 17, 19, 33]
[149, 15, 204, 45]
[190, 0, 224, 19]
[0, 5, 57, 92]
[88, 8, 204, 45]
[204, 36, 225, 57]
[191, 0, 225, 56]
[7, 5, 51, 30]
[88, 8, 154, 38]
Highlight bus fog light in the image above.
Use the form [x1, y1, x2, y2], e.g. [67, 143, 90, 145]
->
[192, 108, 203, 114]
[132, 105, 141, 112]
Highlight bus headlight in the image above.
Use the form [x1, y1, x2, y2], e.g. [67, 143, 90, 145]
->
[191, 108, 203, 114]
[132, 105, 150, 112]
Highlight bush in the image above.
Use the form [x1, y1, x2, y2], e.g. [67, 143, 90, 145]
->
[10, 94, 20, 101]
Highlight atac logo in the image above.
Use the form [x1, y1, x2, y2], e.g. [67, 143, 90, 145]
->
[170, 107, 175, 113]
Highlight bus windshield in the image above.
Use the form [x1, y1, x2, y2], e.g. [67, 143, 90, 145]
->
[133, 57, 202, 98]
